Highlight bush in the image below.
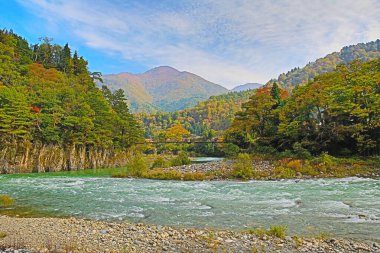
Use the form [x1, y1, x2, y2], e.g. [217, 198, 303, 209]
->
[127, 153, 148, 177]
[286, 160, 303, 170]
[170, 152, 191, 166]
[314, 152, 337, 168]
[144, 169, 182, 180]
[273, 166, 296, 179]
[292, 142, 312, 159]
[183, 172, 206, 181]
[222, 143, 240, 158]
[232, 153, 253, 179]
[0, 195, 14, 208]
[254, 145, 278, 155]
[151, 156, 169, 169]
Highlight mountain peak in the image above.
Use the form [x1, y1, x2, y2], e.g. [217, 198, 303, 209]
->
[143, 66, 180, 75]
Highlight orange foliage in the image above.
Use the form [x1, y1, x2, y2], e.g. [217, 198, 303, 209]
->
[164, 124, 190, 141]
[28, 63, 62, 83]
[30, 106, 41, 113]
[286, 160, 303, 170]
[255, 86, 289, 99]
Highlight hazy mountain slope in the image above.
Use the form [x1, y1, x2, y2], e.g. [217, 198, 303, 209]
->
[101, 66, 228, 112]
[232, 83, 263, 92]
[268, 39, 380, 89]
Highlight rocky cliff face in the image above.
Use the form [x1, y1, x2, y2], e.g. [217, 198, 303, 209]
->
[0, 142, 130, 174]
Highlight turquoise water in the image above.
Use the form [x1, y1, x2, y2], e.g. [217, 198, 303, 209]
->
[191, 157, 224, 163]
[0, 174, 379, 241]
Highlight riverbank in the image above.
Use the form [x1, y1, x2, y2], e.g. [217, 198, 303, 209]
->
[0, 216, 379, 252]
[113, 156, 380, 181]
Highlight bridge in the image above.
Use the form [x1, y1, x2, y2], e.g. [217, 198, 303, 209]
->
[135, 141, 229, 144]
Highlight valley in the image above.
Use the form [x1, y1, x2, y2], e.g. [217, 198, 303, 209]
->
[1, 7, 380, 252]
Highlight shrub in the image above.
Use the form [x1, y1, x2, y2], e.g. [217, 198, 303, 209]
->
[127, 153, 148, 177]
[254, 145, 278, 155]
[170, 152, 191, 166]
[222, 143, 240, 158]
[151, 156, 169, 169]
[292, 142, 312, 159]
[273, 166, 296, 179]
[144, 169, 182, 180]
[0, 195, 14, 208]
[268, 225, 287, 239]
[183, 172, 206, 181]
[316, 152, 337, 168]
[0, 232, 6, 238]
[232, 153, 253, 179]
[286, 160, 303, 170]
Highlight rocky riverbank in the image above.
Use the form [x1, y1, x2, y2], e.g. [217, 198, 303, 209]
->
[161, 159, 380, 181]
[0, 216, 379, 253]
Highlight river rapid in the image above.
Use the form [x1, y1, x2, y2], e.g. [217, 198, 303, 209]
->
[0, 174, 379, 241]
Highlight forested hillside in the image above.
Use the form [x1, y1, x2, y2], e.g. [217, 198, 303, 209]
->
[268, 40, 380, 89]
[137, 90, 254, 139]
[0, 29, 143, 173]
[227, 59, 380, 156]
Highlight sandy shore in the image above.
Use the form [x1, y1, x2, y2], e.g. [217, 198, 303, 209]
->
[0, 216, 379, 253]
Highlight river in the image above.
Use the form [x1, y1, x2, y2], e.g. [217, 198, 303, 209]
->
[0, 173, 379, 241]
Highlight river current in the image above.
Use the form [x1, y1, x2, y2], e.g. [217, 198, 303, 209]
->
[0, 175, 379, 240]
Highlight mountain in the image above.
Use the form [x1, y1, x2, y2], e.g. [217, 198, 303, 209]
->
[232, 83, 263, 92]
[101, 66, 228, 112]
[268, 39, 380, 89]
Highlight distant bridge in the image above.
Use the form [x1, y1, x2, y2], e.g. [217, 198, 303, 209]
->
[135, 141, 230, 144]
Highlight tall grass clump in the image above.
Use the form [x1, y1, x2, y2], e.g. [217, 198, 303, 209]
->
[268, 225, 287, 239]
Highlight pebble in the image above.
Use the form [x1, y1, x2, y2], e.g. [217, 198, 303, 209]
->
[0, 216, 378, 253]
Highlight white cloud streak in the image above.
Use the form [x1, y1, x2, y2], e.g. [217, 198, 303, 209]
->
[18, 0, 380, 88]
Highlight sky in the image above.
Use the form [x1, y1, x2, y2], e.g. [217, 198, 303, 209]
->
[1, 0, 380, 89]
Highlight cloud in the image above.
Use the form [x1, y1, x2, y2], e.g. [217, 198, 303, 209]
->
[17, 0, 380, 88]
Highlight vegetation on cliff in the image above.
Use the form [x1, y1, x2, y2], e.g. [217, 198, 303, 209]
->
[0, 29, 143, 173]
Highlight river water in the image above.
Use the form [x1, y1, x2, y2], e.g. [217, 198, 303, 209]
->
[0, 175, 379, 241]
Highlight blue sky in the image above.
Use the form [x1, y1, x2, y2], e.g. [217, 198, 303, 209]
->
[1, 0, 380, 89]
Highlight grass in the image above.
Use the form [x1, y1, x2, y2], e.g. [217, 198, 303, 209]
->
[248, 225, 287, 239]
[314, 231, 330, 241]
[268, 225, 287, 239]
